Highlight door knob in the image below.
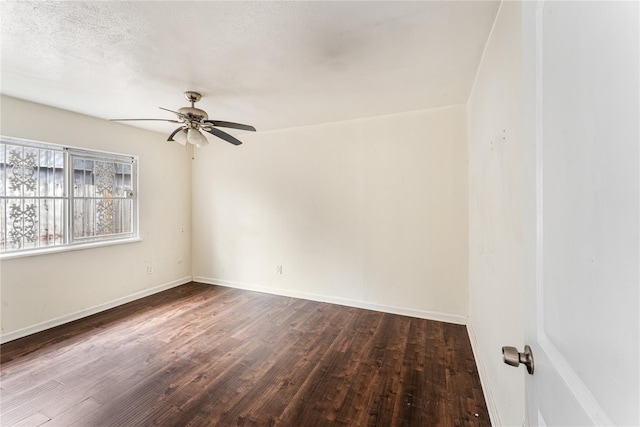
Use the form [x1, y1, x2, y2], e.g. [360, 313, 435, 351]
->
[502, 345, 534, 375]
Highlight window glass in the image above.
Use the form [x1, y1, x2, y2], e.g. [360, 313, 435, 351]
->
[0, 137, 137, 255]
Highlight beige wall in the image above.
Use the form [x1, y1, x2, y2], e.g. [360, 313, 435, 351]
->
[0, 95, 192, 341]
[467, 2, 525, 425]
[192, 106, 469, 321]
[2, 97, 470, 339]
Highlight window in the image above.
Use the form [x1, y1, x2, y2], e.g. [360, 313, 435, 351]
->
[0, 136, 138, 256]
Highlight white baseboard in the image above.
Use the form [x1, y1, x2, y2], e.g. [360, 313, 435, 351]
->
[467, 319, 500, 426]
[0, 276, 193, 344]
[193, 276, 468, 325]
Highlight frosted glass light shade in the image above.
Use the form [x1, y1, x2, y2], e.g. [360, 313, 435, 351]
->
[195, 136, 209, 148]
[187, 128, 209, 147]
[173, 129, 188, 145]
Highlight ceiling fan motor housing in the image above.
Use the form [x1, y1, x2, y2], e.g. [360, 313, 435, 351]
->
[178, 106, 209, 122]
[179, 91, 208, 124]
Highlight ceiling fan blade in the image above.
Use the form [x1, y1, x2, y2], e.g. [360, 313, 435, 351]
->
[110, 118, 181, 123]
[203, 120, 256, 132]
[204, 127, 243, 146]
[159, 107, 189, 120]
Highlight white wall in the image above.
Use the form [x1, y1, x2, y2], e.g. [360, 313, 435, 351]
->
[467, 2, 524, 426]
[192, 106, 469, 321]
[0, 95, 192, 341]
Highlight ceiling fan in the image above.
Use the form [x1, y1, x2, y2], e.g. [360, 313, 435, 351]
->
[110, 91, 256, 147]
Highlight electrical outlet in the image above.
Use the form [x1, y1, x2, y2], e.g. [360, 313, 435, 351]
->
[147, 265, 154, 274]
[276, 265, 283, 275]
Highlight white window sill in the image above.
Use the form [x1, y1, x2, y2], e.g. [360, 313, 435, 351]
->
[0, 237, 143, 260]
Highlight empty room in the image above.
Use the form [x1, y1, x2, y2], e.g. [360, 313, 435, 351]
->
[1, 1, 638, 426]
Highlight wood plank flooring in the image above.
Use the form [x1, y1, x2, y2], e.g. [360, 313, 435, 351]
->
[1, 282, 490, 426]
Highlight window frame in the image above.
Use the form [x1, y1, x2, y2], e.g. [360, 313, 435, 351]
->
[0, 136, 140, 259]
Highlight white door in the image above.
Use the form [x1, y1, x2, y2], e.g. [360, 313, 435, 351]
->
[522, 1, 639, 425]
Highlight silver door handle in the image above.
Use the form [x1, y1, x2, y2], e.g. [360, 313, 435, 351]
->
[502, 345, 534, 375]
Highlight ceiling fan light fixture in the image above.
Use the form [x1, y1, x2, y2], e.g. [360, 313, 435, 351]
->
[187, 128, 209, 147]
[173, 128, 188, 145]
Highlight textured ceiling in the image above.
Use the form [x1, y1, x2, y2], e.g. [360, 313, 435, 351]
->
[1, 1, 499, 134]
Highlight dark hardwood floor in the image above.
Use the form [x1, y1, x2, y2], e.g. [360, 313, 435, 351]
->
[1, 282, 490, 426]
